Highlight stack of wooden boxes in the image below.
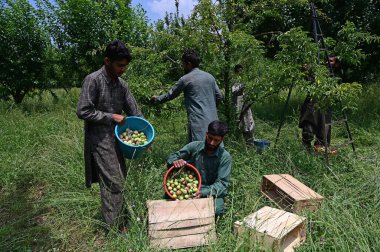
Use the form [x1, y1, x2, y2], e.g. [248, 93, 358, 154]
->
[234, 174, 324, 252]
[147, 174, 323, 251]
[147, 197, 216, 250]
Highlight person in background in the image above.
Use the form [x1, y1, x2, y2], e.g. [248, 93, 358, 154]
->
[299, 63, 333, 152]
[232, 64, 255, 145]
[150, 49, 223, 142]
[76, 40, 143, 232]
[166, 120, 232, 217]
[327, 53, 343, 79]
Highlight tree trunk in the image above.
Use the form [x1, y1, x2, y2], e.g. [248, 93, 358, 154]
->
[223, 40, 232, 126]
[223, 1, 234, 127]
[12, 91, 25, 104]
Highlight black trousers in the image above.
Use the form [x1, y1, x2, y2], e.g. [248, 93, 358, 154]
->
[301, 110, 331, 146]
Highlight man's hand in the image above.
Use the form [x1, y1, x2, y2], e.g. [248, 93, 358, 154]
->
[172, 159, 186, 168]
[112, 114, 126, 125]
[193, 191, 202, 199]
[150, 96, 158, 104]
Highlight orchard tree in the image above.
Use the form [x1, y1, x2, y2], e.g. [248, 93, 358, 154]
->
[242, 0, 380, 80]
[149, 0, 309, 124]
[40, 0, 114, 86]
[38, 0, 150, 87]
[0, 0, 49, 103]
[125, 1, 189, 113]
[126, 46, 173, 108]
[274, 24, 378, 112]
[182, 0, 263, 124]
[331, 21, 380, 82]
[144, 0, 378, 121]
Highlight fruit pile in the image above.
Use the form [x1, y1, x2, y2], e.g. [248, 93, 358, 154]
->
[119, 128, 148, 146]
[165, 168, 200, 200]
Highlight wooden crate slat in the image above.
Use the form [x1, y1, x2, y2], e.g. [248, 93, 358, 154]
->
[234, 222, 277, 249]
[262, 175, 297, 201]
[261, 174, 324, 213]
[242, 206, 306, 240]
[147, 198, 216, 249]
[268, 215, 304, 240]
[245, 206, 305, 239]
[149, 216, 214, 230]
[261, 188, 295, 211]
[261, 175, 296, 209]
[279, 174, 323, 200]
[235, 207, 307, 252]
[244, 206, 287, 232]
[281, 227, 305, 252]
[259, 207, 304, 240]
[259, 213, 299, 240]
[263, 175, 307, 201]
[149, 223, 215, 239]
[150, 231, 217, 249]
[147, 198, 214, 224]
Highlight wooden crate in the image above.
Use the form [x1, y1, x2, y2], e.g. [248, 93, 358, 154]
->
[147, 198, 216, 250]
[234, 206, 307, 252]
[261, 174, 324, 213]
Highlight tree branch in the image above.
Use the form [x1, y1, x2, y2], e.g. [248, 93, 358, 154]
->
[254, 31, 282, 37]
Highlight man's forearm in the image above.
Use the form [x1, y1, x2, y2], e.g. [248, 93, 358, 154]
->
[76, 106, 114, 125]
[200, 180, 228, 198]
[155, 93, 170, 104]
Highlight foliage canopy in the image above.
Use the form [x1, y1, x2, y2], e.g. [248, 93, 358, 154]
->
[0, 0, 379, 116]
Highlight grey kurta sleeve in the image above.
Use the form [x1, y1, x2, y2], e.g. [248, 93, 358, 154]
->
[76, 76, 114, 125]
[200, 154, 232, 198]
[155, 78, 185, 104]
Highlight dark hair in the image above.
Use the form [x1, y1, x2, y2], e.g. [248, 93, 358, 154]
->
[234, 64, 243, 73]
[182, 49, 200, 67]
[328, 53, 336, 58]
[208, 120, 228, 137]
[105, 40, 132, 62]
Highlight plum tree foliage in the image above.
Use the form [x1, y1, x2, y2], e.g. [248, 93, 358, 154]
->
[0, 0, 49, 103]
[0, 0, 378, 115]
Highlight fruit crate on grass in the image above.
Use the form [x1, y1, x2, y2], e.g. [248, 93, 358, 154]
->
[147, 197, 216, 250]
[261, 174, 324, 213]
[234, 206, 307, 252]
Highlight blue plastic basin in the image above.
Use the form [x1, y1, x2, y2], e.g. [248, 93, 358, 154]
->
[253, 139, 271, 153]
[115, 116, 155, 159]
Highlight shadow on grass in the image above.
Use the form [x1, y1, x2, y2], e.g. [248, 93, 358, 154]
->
[0, 177, 57, 251]
[0, 89, 80, 116]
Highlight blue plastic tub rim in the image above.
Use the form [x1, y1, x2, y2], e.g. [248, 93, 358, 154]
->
[254, 139, 271, 144]
[114, 116, 155, 148]
[253, 139, 271, 149]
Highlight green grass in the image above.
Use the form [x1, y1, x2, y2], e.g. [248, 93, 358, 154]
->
[0, 85, 379, 251]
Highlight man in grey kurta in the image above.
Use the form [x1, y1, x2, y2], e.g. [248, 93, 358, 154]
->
[76, 40, 142, 229]
[166, 120, 232, 216]
[151, 49, 223, 142]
